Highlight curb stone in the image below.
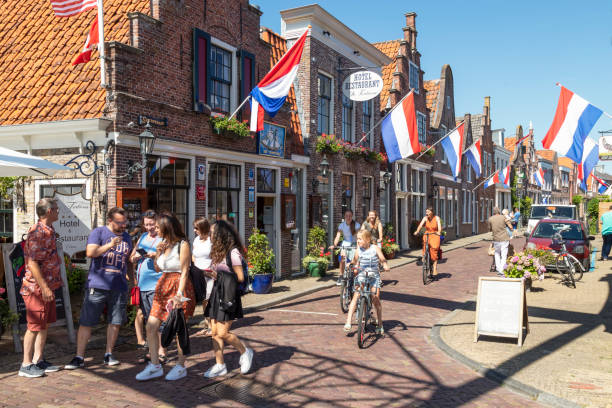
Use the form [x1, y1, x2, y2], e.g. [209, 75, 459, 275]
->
[243, 235, 490, 314]
[430, 309, 583, 408]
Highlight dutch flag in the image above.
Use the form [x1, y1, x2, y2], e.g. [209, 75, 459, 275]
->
[484, 166, 511, 189]
[381, 91, 420, 163]
[250, 28, 309, 132]
[578, 137, 599, 191]
[593, 174, 609, 195]
[542, 85, 603, 163]
[440, 122, 465, 180]
[464, 138, 481, 178]
[483, 171, 499, 189]
[533, 166, 545, 188]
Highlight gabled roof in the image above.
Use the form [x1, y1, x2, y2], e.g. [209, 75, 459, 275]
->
[470, 114, 485, 142]
[372, 40, 400, 110]
[424, 79, 440, 125]
[0, 0, 148, 125]
[557, 157, 575, 171]
[536, 150, 556, 162]
[260, 27, 302, 147]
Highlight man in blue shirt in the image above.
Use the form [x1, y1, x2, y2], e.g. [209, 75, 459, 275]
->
[600, 205, 612, 260]
[512, 207, 521, 230]
[65, 207, 133, 370]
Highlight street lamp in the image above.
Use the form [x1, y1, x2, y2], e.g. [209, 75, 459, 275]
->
[65, 121, 157, 180]
[319, 154, 330, 178]
[383, 171, 391, 186]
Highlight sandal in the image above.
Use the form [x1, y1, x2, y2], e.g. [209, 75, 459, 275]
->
[138, 353, 150, 364]
[158, 355, 168, 365]
[376, 325, 385, 336]
[343, 323, 351, 333]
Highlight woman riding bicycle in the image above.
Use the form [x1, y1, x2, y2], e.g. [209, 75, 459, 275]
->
[343, 229, 389, 335]
[414, 207, 441, 280]
[361, 210, 383, 247]
[330, 209, 360, 286]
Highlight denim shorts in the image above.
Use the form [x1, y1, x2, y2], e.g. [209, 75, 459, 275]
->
[354, 271, 381, 290]
[80, 288, 127, 326]
[139, 290, 155, 321]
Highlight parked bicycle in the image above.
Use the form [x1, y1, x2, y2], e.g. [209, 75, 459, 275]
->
[552, 227, 585, 288]
[339, 261, 355, 313]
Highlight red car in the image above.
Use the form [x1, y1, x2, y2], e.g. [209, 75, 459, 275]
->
[524, 218, 594, 271]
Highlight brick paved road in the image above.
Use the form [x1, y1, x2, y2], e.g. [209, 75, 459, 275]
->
[0, 238, 541, 407]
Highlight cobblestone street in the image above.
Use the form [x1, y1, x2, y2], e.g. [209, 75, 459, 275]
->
[0, 238, 541, 407]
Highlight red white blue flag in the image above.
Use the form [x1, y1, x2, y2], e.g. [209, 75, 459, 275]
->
[49, 0, 97, 17]
[440, 123, 465, 180]
[542, 85, 603, 163]
[533, 165, 545, 188]
[593, 174, 609, 195]
[250, 28, 309, 132]
[578, 137, 599, 191]
[464, 138, 481, 178]
[381, 91, 420, 163]
[484, 165, 510, 189]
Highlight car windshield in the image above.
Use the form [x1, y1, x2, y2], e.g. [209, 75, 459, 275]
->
[532, 222, 583, 240]
[530, 206, 575, 220]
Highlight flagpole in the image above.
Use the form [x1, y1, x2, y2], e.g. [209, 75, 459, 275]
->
[352, 90, 414, 147]
[414, 121, 464, 160]
[471, 170, 498, 192]
[96, 0, 106, 87]
[228, 95, 251, 120]
[556, 82, 612, 120]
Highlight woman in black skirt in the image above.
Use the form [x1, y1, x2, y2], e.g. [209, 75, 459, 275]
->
[203, 220, 253, 378]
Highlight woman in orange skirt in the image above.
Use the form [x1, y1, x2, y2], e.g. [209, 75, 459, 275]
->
[136, 212, 195, 382]
[414, 207, 441, 279]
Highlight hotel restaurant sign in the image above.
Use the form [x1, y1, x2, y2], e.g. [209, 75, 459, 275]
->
[342, 70, 383, 101]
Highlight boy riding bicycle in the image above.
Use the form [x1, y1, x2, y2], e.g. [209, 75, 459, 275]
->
[343, 230, 389, 335]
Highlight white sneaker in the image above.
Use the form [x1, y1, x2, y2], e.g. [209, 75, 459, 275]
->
[165, 364, 187, 381]
[203, 363, 227, 378]
[239, 347, 254, 374]
[135, 363, 163, 381]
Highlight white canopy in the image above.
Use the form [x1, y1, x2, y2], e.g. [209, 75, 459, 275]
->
[0, 146, 70, 176]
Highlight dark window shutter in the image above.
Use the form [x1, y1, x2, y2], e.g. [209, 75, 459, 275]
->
[193, 28, 211, 112]
[239, 50, 255, 120]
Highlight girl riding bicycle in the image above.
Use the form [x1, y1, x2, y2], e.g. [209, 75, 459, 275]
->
[343, 229, 389, 335]
[414, 207, 441, 279]
[330, 209, 360, 286]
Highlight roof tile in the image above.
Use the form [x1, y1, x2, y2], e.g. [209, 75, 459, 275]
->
[373, 40, 400, 110]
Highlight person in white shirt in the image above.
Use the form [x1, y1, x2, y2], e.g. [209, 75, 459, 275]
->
[192, 217, 213, 336]
[330, 209, 361, 285]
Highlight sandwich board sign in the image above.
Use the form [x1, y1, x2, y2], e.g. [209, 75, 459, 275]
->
[2, 242, 75, 352]
[474, 277, 529, 346]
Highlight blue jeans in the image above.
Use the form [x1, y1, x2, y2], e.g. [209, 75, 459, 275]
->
[602, 234, 612, 259]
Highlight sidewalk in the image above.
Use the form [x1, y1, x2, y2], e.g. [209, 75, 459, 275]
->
[431, 236, 612, 408]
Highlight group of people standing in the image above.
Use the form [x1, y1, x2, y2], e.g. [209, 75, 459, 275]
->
[18, 199, 252, 380]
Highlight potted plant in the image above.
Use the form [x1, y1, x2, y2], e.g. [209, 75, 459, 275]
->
[381, 236, 400, 259]
[315, 134, 342, 155]
[504, 251, 546, 291]
[0, 287, 19, 338]
[247, 228, 275, 294]
[303, 226, 330, 277]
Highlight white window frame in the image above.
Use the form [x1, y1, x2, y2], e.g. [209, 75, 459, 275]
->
[209, 37, 238, 114]
[417, 111, 427, 144]
[341, 94, 354, 142]
[411, 168, 427, 219]
[409, 60, 419, 94]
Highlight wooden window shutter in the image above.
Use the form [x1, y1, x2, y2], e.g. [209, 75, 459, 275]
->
[239, 50, 255, 120]
[193, 28, 211, 112]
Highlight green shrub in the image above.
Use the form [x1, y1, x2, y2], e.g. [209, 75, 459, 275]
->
[572, 195, 583, 205]
[306, 226, 328, 256]
[247, 228, 275, 276]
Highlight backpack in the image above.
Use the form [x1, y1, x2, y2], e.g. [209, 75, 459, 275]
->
[226, 248, 250, 296]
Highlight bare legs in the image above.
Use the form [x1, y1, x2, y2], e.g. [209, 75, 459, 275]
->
[210, 319, 246, 365]
[134, 309, 146, 346]
[22, 329, 48, 365]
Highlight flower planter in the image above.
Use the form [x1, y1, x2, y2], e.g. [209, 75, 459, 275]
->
[384, 251, 396, 260]
[251, 273, 274, 294]
[307, 261, 327, 277]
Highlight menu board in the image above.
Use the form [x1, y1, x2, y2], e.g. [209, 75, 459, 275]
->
[122, 199, 143, 233]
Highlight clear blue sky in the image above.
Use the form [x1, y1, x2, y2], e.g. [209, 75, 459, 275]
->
[257, 1, 612, 168]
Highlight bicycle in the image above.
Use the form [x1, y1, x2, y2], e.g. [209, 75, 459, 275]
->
[553, 230, 584, 288]
[340, 261, 355, 313]
[354, 266, 379, 348]
[421, 232, 436, 285]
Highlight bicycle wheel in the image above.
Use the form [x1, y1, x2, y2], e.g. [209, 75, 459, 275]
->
[340, 277, 351, 313]
[567, 254, 584, 281]
[556, 255, 575, 288]
[422, 249, 430, 285]
[357, 298, 368, 349]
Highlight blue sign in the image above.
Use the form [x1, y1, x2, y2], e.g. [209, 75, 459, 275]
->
[248, 186, 255, 203]
[258, 122, 285, 158]
[248, 168, 254, 181]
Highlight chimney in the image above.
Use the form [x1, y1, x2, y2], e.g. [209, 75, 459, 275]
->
[484, 96, 490, 125]
[404, 12, 417, 50]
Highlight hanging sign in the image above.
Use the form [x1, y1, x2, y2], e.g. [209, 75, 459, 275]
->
[342, 70, 383, 101]
[598, 136, 612, 160]
[53, 191, 92, 257]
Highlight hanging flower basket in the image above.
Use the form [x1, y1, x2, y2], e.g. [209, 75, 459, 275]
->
[209, 116, 251, 140]
[315, 134, 342, 154]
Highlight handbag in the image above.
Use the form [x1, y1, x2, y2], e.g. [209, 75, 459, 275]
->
[130, 286, 141, 306]
[487, 243, 495, 256]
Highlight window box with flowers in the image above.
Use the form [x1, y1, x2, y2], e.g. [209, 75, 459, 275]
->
[209, 115, 252, 140]
[315, 134, 342, 155]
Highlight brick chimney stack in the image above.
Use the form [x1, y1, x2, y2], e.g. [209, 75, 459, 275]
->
[484, 96, 491, 126]
[404, 12, 417, 51]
